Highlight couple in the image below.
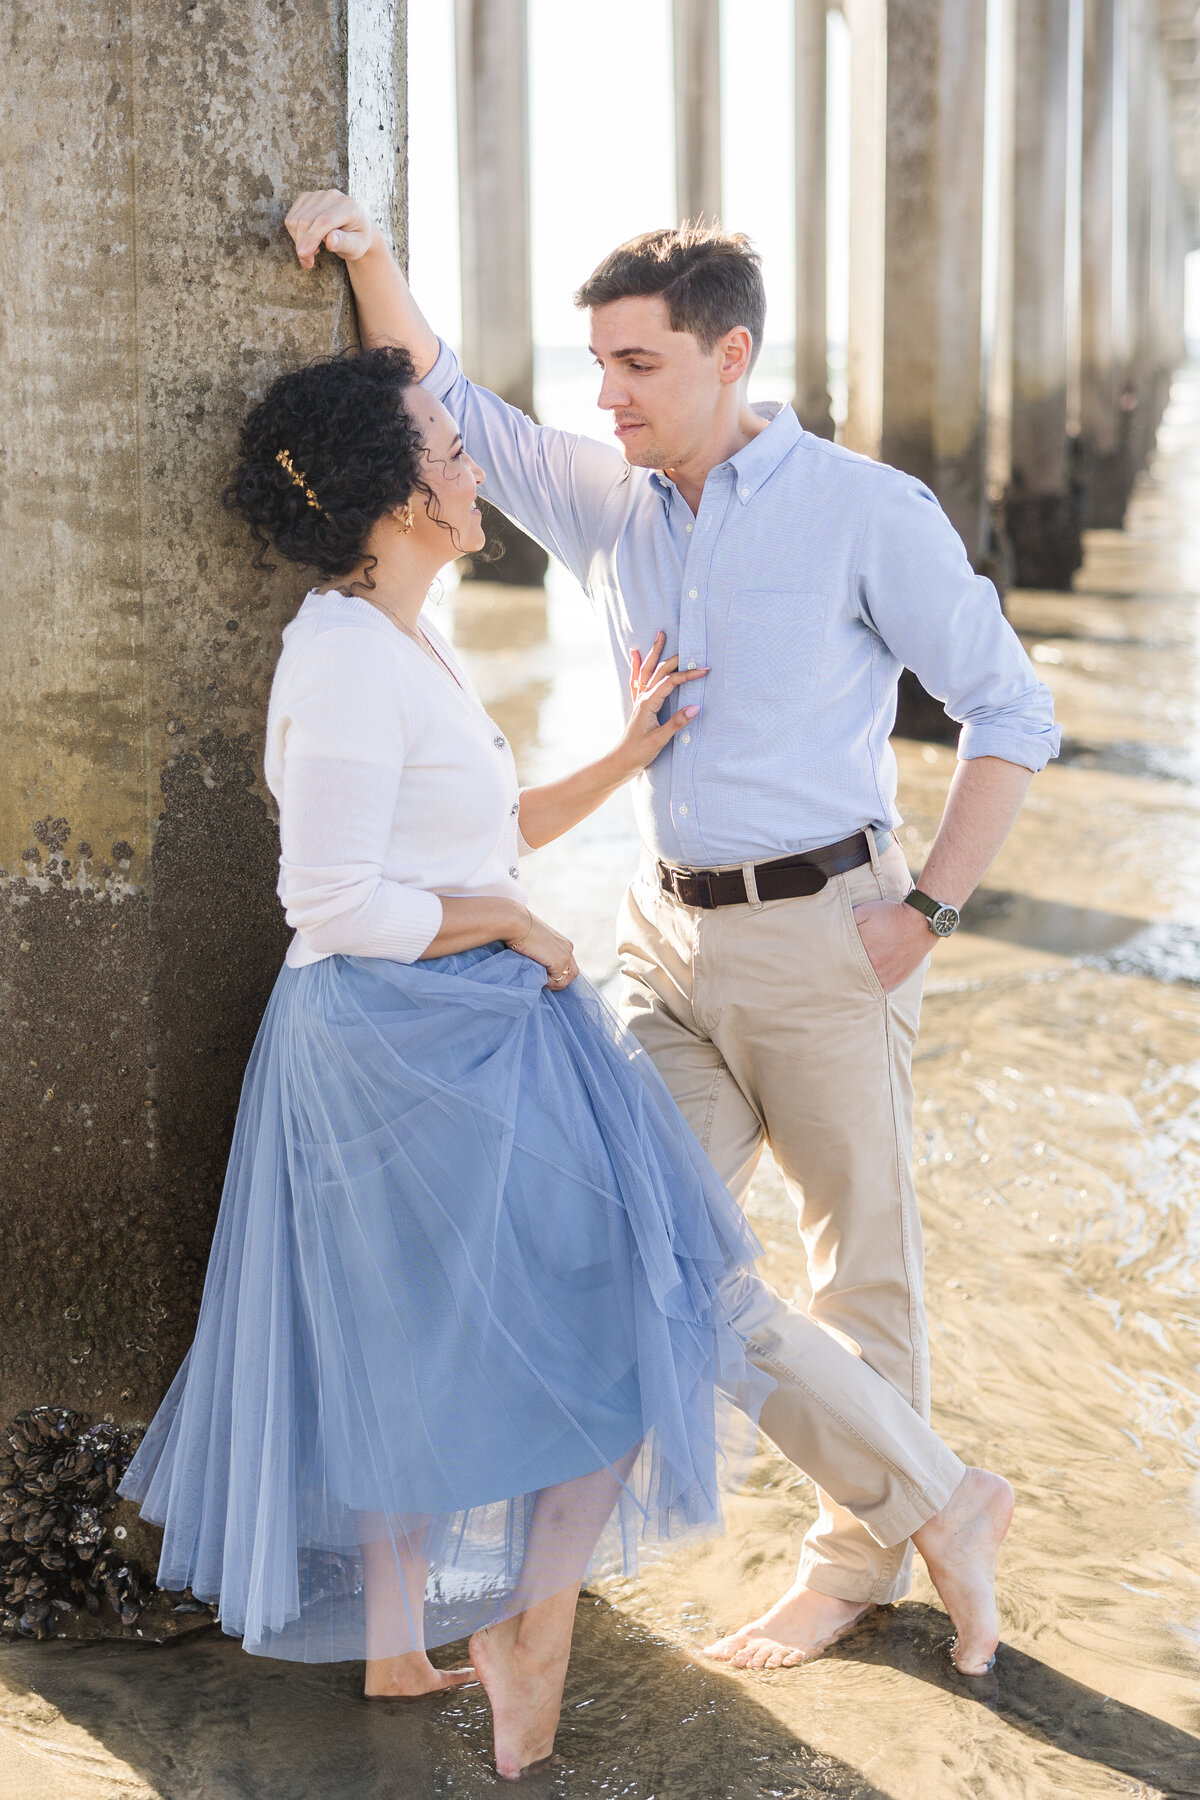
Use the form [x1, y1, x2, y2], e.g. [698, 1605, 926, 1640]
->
[122, 190, 1059, 1779]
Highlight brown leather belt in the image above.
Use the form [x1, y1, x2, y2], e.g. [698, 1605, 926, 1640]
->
[656, 830, 888, 910]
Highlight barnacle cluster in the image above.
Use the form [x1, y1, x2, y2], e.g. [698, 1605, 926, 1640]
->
[300, 1548, 362, 1608]
[0, 1406, 152, 1638]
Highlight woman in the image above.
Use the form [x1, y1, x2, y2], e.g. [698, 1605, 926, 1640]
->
[122, 344, 1011, 1780]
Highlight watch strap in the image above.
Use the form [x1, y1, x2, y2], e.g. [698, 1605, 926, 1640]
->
[904, 888, 941, 921]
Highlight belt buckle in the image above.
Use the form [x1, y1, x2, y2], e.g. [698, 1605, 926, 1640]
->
[660, 862, 713, 908]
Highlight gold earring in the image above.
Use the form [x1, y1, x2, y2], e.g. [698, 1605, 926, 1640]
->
[402, 508, 415, 534]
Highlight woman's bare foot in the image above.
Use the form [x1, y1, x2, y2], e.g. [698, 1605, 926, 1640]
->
[912, 1467, 1014, 1674]
[364, 1650, 477, 1698]
[703, 1585, 872, 1670]
[469, 1602, 575, 1780]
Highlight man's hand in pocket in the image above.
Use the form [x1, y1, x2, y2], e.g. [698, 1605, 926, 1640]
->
[852, 899, 932, 993]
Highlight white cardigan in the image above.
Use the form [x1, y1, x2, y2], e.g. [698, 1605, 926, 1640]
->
[265, 589, 529, 969]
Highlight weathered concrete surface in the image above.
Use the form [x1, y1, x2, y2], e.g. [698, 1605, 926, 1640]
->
[672, 0, 722, 226]
[880, 0, 989, 743]
[0, 3, 395, 1436]
[793, 0, 834, 438]
[1079, 0, 1133, 529]
[1006, 0, 1083, 590]
[454, 0, 547, 587]
[1122, 0, 1189, 501]
[843, 0, 887, 460]
[881, 0, 989, 566]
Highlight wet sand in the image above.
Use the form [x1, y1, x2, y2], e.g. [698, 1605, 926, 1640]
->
[5, 379, 1200, 1797]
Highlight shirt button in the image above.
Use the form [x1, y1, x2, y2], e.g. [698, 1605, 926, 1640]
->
[681, 732, 691, 744]
[686, 659, 696, 669]
[494, 735, 506, 749]
[678, 803, 689, 816]
[685, 522, 694, 533]
[740, 486, 750, 498]
[508, 866, 519, 879]
[688, 587, 698, 599]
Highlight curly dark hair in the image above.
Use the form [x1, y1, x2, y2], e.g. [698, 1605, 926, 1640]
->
[224, 345, 443, 579]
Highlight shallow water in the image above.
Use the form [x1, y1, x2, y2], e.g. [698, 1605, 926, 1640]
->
[5, 379, 1200, 1796]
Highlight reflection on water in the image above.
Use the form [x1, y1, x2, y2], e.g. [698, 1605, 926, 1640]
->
[7, 382, 1200, 1796]
[1098, 918, 1200, 986]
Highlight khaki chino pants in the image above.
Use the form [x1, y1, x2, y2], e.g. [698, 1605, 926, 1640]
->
[618, 836, 948, 1604]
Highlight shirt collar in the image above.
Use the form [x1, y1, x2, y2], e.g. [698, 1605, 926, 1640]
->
[649, 401, 802, 508]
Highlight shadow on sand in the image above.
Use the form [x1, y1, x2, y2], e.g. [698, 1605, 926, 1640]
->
[828, 1603, 1200, 1800]
[5, 1597, 1198, 1797]
[0, 1596, 889, 1800]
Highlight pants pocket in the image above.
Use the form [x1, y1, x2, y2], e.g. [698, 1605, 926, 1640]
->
[838, 874, 888, 1000]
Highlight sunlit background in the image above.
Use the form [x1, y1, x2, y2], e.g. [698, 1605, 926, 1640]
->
[407, 0, 853, 433]
[409, 0, 1200, 446]
[405, 0, 1200, 977]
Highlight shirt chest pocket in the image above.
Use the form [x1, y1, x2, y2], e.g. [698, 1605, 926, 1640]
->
[722, 589, 829, 703]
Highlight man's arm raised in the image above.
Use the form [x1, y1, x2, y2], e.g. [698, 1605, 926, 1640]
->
[284, 190, 627, 591]
[285, 190, 439, 376]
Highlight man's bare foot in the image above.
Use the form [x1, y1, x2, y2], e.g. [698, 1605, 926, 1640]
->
[364, 1650, 477, 1698]
[469, 1616, 571, 1780]
[703, 1584, 873, 1670]
[912, 1467, 1014, 1675]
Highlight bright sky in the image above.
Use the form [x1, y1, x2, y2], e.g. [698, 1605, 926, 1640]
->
[406, 0, 807, 351]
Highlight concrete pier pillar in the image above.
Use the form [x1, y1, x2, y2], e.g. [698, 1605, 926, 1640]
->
[986, 0, 1019, 556]
[879, 0, 990, 741]
[879, 0, 990, 565]
[1079, 0, 1132, 526]
[454, 0, 547, 585]
[0, 1, 401, 1437]
[794, 0, 834, 437]
[1005, 0, 1083, 589]
[673, 0, 722, 223]
[1121, 0, 1176, 484]
[1126, 0, 1152, 474]
[843, 0, 887, 459]
[1122, 0, 1151, 472]
[1141, 53, 1179, 451]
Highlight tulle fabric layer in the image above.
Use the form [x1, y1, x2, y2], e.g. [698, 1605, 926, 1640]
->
[120, 946, 769, 1662]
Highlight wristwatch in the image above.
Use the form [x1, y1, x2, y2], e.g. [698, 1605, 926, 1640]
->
[904, 887, 961, 938]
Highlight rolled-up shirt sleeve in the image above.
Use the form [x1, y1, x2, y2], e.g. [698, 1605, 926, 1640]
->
[276, 632, 443, 962]
[857, 474, 1062, 772]
[421, 338, 627, 589]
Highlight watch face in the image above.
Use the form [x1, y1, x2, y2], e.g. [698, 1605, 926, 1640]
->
[930, 904, 960, 937]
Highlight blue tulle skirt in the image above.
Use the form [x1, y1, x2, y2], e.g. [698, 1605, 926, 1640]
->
[120, 945, 770, 1662]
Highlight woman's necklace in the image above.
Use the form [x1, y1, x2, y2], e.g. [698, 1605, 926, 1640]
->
[380, 606, 464, 691]
[331, 584, 465, 691]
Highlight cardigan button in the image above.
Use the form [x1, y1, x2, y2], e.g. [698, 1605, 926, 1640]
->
[494, 734, 506, 749]
[510, 802, 519, 815]
[508, 866, 519, 880]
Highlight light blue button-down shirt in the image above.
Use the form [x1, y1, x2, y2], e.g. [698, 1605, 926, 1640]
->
[424, 341, 1061, 869]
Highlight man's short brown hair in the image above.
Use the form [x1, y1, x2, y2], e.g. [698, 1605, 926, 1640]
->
[574, 222, 766, 366]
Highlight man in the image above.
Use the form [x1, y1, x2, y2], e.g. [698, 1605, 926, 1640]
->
[285, 193, 1059, 1669]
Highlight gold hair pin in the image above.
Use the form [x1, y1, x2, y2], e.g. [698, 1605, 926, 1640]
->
[275, 447, 325, 514]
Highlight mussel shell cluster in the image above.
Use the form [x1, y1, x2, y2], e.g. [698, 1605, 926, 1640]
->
[300, 1547, 362, 1608]
[0, 1406, 155, 1638]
